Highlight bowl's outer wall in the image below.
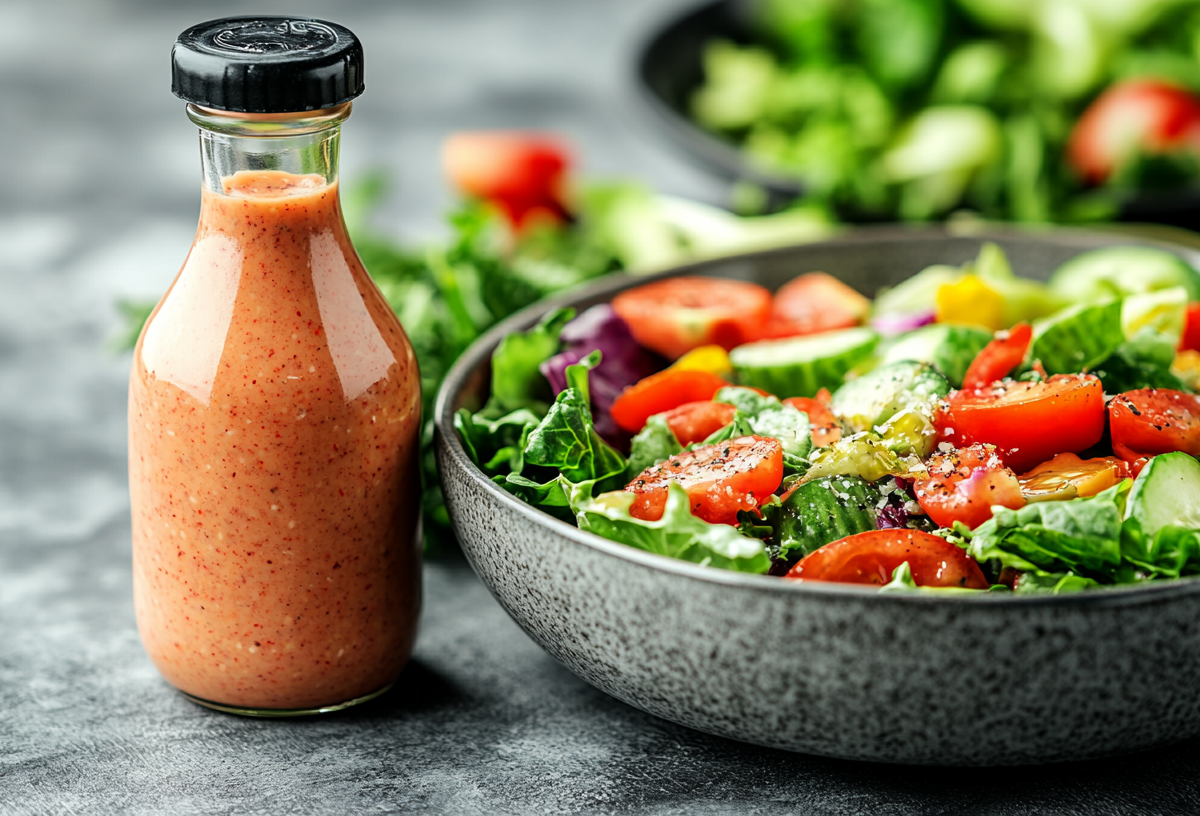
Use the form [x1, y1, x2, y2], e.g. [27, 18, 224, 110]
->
[436, 229, 1200, 765]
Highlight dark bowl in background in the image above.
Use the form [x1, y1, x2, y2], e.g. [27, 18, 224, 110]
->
[635, 0, 1200, 228]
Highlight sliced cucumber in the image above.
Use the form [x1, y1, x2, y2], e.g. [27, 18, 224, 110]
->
[711, 386, 812, 461]
[1049, 246, 1200, 302]
[880, 323, 993, 387]
[828, 360, 950, 433]
[1029, 300, 1123, 374]
[748, 405, 813, 461]
[1126, 452, 1200, 535]
[778, 476, 881, 557]
[730, 327, 880, 398]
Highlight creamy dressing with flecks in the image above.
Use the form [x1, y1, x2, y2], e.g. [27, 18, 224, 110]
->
[129, 171, 421, 710]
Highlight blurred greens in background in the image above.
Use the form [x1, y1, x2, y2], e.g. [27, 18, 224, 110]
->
[692, 0, 1200, 221]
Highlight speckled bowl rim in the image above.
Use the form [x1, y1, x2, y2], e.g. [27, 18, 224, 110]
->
[434, 224, 1200, 610]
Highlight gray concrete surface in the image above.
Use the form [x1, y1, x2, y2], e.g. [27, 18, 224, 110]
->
[4, 0, 1200, 813]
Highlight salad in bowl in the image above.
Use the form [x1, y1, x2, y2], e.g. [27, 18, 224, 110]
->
[455, 241, 1200, 594]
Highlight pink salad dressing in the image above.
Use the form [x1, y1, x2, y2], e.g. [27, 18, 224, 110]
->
[130, 170, 421, 710]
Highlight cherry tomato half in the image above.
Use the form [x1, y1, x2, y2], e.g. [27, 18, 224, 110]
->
[442, 132, 571, 230]
[961, 322, 1032, 390]
[914, 443, 1025, 530]
[1109, 388, 1200, 460]
[937, 374, 1105, 473]
[783, 389, 842, 447]
[762, 272, 869, 339]
[625, 435, 783, 524]
[1181, 303, 1200, 352]
[661, 401, 737, 446]
[612, 277, 773, 359]
[1067, 80, 1200, 185]
[786, 529, 989, 589]
[610, 369, 732, 433]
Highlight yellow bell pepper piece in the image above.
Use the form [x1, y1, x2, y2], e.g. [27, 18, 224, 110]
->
[935, 274, 1006, 331]
[670, 344, 732, 377]
[1173, 349, 1200, 391]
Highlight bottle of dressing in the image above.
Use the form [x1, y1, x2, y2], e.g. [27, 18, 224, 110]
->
[129, 17, 422, 715]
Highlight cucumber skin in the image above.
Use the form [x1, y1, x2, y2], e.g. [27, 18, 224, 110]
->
[779, 476, 881, 557]
[734, 357, 854, 399]
[1127, 452, 1200, 535]
[730, 330, 879, 398]
[829, 361, 950, 433]
[1049, 246, 1200, 302]
[1030, 300, 1124, 375]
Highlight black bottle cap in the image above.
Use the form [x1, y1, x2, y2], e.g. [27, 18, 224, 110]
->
[172, 17, 364, 113]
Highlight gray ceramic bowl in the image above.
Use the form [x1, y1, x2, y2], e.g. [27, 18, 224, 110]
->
[435, 226, 1200, 766]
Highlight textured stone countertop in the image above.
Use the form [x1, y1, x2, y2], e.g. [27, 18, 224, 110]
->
[5, 0, 1200, 813]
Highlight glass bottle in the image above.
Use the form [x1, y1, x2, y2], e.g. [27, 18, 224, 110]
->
[129, 18, 421, 715]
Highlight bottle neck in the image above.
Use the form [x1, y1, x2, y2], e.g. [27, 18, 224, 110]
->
[189, 103, 350, 194]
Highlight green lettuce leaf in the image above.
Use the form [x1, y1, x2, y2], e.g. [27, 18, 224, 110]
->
[455, 407, 542, 477]
[522, 351, 627, 488]
[961, 481, 1131, 577]
[1092, 328, 1192, 394]
[1011, 571, 1103, 594]
[468, 352, 628, 520]
[626, 414, 683, 479]
[1030, 300, 1125, 375]
[1120, 523, 1200, 581]
[569, 480, 772, 573]
[488, 307, 575, 414]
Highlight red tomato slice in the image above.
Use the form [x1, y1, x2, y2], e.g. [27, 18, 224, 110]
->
[786, 530, 989, 589]
[760, 317, 858, 340]
[610, 369, 732, 433]
[1067, 80, 1200, 185]
[1109, 388, 1200, 460]
[937, 374, 1105, 473]
[961, 323, 1033, 389]
[611, 277, 773, 359]
[442, 132, 571, 230]
[765, 272, 870, 339]
[783, 391, 842, 447]
[625, 435, 783, 524]
[1127, 457, 1152, 478]
[914, 444, 1025, 530]
[661, 401, 737, 446]
[1181, 303, 1200, 352]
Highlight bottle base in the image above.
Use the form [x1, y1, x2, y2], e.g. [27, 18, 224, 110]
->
[180, 681, 394, 718]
